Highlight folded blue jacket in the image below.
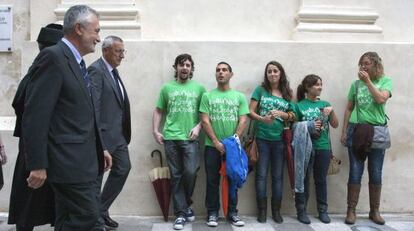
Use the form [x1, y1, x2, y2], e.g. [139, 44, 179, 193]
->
[222, 135, 248, 199]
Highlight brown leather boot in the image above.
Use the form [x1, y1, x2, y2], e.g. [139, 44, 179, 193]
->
[369, 184, 385, 225]
[345, 184, 361, 224]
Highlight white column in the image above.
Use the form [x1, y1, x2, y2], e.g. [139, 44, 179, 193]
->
[292, 0, 383, 41]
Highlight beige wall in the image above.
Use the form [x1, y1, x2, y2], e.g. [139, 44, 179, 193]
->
[0, 0, 413, 216]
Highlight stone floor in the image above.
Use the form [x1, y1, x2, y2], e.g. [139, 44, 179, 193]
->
[0, 213, 413, 231]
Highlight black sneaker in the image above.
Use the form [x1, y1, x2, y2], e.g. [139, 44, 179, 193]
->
[173, 216, 186, 230]
[228, 214, 245, 227]
[206, 214, 218, 227]
[185, 207, 195, 222]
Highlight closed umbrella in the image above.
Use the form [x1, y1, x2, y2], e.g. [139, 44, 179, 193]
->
[282, 125, 295, 196]
[219, 158, 229, 217]
[148, 150, 171, 221]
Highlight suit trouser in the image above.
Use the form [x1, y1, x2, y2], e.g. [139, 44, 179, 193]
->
[98, 143, 131, 217]
[51, 181, 100, 231]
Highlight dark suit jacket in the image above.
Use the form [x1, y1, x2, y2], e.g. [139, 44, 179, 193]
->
[88, 58, 131, 153]
[22, 41, 104, 183]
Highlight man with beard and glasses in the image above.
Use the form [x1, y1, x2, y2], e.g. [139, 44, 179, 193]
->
[152, 54, 206, 230]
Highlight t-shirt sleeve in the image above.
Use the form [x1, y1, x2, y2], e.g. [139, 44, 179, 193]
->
[199, 93, 209, 114]
[291, 102, 302, 121]
[380, 77, 393, 96]
[156, 86, 167, 110]
[251, 86, 261, 101]
[347, 81, 357, 102]
[239, 93, 250, 116]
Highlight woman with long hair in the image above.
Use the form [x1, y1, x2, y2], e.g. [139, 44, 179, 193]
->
[248, 61, 294, 223]
[294, 74, 339, 224]
[341, 52, 392, 225]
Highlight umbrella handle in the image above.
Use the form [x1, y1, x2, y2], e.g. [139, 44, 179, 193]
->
[151, 149, 163, 167]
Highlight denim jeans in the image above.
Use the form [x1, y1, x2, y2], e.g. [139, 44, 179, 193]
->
[255, 138, 285, 201]
[299, 149, 330, 210]
[312, 149, 331, 211]
[346, 124, 386, 185]
[164, 140, 200, 217]
[204, 146, 238, 217]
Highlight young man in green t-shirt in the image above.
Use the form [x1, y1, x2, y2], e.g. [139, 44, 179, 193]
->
[152, 54, 206, 230]
[200, 62, 249, 227]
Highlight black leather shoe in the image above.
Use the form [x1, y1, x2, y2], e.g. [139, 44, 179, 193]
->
[103, 215, 119, 229]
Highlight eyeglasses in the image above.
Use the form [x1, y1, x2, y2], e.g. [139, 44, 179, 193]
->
[114, 49, 127, 55]
[359, 62, 372, 67]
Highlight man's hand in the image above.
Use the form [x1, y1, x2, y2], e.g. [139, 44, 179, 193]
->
[189, 124, 201, 140]
[27, 169, 47, 189]
[153, 131, 164, 145]
[103, 150, 112, 172]
[213, 140, 225, 155]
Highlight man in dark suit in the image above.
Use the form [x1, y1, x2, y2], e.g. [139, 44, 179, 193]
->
[89, 35, 131, 229]
[22, 5, 112, 231]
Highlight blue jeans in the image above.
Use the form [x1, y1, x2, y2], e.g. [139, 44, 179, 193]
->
[204, 146, 238, 217]
[255, 138, 285, 201]
[164, 140, 200, 217]
[346, 124, 386, 185]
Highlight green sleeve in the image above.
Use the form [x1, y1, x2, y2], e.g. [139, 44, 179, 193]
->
[199, 93, 209, 114]
[292, 102, 302, 121]
[239, 93, 250, 115]
[251, 86, 262, 101]
[380, 76, 393, 96]
[156, 86, 167, 110]
[347, 81, 357, 102]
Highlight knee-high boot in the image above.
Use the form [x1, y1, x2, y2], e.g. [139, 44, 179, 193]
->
[369, 184, 385, 225]
[345, 184, 361, 224]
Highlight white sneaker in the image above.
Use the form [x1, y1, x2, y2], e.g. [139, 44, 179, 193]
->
[185, 207, 195, 222]
[206, 214, 218, 227]
[229, 215, 245, 227]
[173, 216, 186, 230]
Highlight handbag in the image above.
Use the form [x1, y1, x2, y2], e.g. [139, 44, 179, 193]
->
[327, 153, 341, 175]
[354, 81, 391, 150]
[243, 120, 259, 167]
[327, 123, 341, 175]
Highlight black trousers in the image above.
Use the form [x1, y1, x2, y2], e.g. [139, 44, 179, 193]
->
[51, 181, 101, 231]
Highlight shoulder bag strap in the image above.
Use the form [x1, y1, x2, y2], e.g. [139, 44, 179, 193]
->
[355, 81, 360, 123]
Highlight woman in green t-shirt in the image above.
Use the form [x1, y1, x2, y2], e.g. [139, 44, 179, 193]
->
[341, 52, 392, 226]
[249, 61, 295, 223]
[294, 74, 339, 224]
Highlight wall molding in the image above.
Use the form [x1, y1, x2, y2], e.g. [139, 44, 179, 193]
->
[294, 5, 383, 41]
[54, 3, 141, 39]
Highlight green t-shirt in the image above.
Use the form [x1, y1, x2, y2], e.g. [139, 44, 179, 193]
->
[251, 86, 293, 141]
[156, 80, 206, 140]
[199, 88, 249, 146]
[294, 99, 331, 150]
[347, 76, 393, 125]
